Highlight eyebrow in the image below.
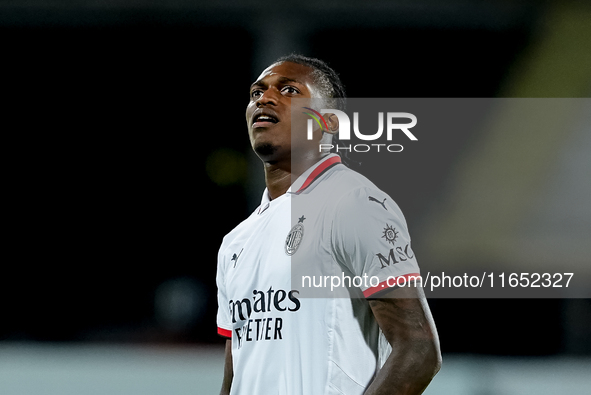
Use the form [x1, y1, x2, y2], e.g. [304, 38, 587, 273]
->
[250, 76, 303, 90]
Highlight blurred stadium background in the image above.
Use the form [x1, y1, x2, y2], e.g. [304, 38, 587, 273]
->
[2, 0, 590, 393]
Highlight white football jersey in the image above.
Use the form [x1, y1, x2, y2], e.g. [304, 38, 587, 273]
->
[216, 154, 421, 395]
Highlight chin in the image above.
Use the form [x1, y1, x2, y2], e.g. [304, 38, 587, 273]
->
[253, 142, 292, 164]
[254, 142, 279, 159]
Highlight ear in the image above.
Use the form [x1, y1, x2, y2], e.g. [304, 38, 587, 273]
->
[323, 113, 339, 135]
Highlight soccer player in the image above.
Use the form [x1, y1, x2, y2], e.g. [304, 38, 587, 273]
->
[216, 55, 441, 395]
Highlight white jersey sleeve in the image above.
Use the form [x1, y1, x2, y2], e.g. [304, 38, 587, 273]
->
[331, 186, 421, 298]
[216, 243, 232, 338]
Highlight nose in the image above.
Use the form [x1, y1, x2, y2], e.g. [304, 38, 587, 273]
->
[256, 87, 279, 107]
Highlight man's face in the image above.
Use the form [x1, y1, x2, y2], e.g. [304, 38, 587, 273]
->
[246, 61, 322, 163]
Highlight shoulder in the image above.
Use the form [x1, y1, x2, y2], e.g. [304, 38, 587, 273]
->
[330, 165, 404, 216]
[325, 167, 411, 248]
[218, 205, 259, 256]
[317, 163, 383, 199]
[330, 163, 379, 190]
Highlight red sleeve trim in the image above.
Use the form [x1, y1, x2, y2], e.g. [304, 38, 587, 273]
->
[363, 273, 421, 298]
[217, 327, 232, 338]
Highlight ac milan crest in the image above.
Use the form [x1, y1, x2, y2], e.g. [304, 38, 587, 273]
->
[285, 215, 306, 256]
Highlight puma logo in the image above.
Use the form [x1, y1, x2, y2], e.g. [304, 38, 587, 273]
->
[231, 248, 243, 268]
[368, 196, 387, 211]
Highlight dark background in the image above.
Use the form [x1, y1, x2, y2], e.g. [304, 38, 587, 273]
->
[2, 0, 589, 357]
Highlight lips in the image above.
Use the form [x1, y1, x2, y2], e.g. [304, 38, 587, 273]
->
[252, 109, 279, 128]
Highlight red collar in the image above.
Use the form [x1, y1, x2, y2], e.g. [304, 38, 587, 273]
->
[294, 155, 342, 194]
[257, 155, 342, 214]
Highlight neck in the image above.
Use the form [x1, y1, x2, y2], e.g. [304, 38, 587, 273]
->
[263, 153, 329, 200]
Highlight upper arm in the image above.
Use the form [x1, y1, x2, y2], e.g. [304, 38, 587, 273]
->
[369, 284, 441, 368]
[363, 285, 441, 394]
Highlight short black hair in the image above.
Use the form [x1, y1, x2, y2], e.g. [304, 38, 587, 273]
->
[274, 54, 346, 111]
[273, 54, 360, 168]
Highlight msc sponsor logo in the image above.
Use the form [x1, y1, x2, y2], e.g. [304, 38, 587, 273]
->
[376, 224, 414, 269]
[376, 245, 415, 269]
[382, 224, 398, 245]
